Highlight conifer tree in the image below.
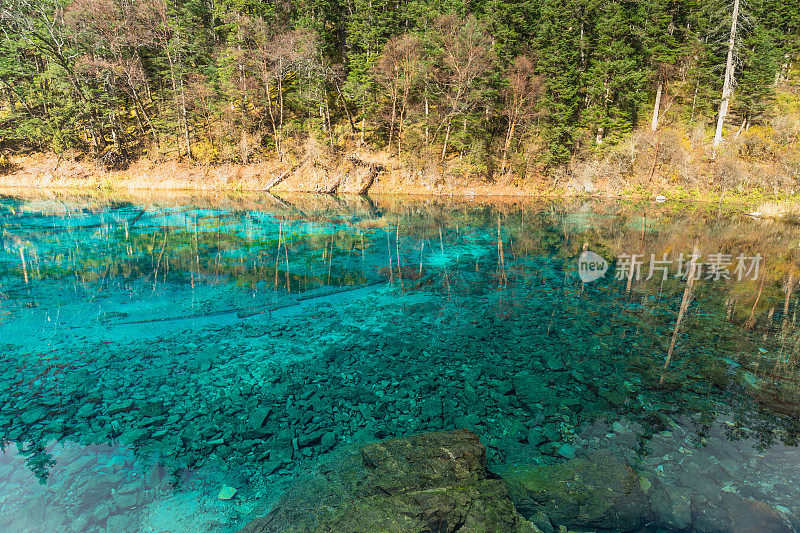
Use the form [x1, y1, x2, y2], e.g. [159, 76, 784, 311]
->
[584, 0, 648, 146]
[536, 0, 583, 165]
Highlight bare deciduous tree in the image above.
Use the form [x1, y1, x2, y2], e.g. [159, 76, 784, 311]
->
[375, 34, 422, 156]
[429, 15, 495, 161]
[501, 55, 542, 175]
[239, 19, 317, 161]
[139, 0, 192, 159]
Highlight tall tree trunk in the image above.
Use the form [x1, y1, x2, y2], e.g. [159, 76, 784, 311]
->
[501, 116, 517, 175]
[333, 80, 356, 134]
[651, 79, 663, 132]
[775, 54, 790, 86]
[424, 95, 430, 147]
[735, 115, 748, 139]
[398, 100, 407, 157]
[265, 73, 281, 159]
[597, 82, 610, 144]
[459, 116, 467, 160]
[388, 87, 397, 151]
[360, 94, 365, 146]
[278, 60, 284, 162]
[324, 88, 334, 148]
[713, 0, 741, 150]
[131, 88, 159, 148]
[441, 120, 451, 161]
[164, 47, 190, 159]
[398, 70, 412, 158]
[179, 73, 191, 160]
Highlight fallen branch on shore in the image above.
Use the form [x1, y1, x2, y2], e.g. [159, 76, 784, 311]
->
[265, 163, 300, 191]
[347, 155, 385, 195]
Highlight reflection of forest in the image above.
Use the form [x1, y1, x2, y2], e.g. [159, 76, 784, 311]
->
[3, 192, 799, 363]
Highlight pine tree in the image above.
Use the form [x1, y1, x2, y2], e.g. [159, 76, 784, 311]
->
[583, 0, 648, 146]
[734, 21, 779, 128]
[343, 0, 398, 142]
[643, 0, 692, 132]
[472, 0, 540, 62]
[536, 0, 583, 165]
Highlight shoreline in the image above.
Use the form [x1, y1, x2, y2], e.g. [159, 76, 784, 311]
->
[2, 152, 800, 216]
[4, 184, 800, 226]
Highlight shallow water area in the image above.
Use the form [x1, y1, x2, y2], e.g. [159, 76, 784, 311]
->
[1, 191, 800, 532]
[0, 441, 249, 532]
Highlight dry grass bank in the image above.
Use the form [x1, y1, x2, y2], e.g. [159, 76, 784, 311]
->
[0, 150, 554, 198]
[2, 114, 799, 207]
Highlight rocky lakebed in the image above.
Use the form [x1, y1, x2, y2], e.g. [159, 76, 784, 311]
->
[0, 194, 799, 532]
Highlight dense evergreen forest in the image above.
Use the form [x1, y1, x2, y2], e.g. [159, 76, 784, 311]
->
[0, 0, 798, 180]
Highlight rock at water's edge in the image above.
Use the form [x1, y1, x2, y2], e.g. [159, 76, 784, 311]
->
[238, 429, 541, 533]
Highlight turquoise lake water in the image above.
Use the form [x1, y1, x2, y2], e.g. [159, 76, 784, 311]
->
[1, 193, 799, 532]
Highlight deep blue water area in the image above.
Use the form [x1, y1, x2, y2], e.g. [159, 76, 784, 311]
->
[1, 193, 799, 532]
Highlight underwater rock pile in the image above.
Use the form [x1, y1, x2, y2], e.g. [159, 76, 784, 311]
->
[4, 196, 800, 532]
[4, 283, 800, 531]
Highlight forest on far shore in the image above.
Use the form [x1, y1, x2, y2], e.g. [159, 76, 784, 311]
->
[0, 0, 799, 189]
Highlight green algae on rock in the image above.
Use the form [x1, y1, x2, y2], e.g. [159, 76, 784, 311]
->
[500, 450, 651, 532]
[238, 430, 541, 533]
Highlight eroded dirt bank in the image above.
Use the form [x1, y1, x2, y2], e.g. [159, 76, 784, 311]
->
[0, 152, 552, 197]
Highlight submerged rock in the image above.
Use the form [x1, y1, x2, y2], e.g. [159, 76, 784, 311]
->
[512, 371, 548, 410]
[692, 492, 793, 533]
[725, 494, 793, 533]
[218, 485, 238, 500]
[530, 511, 555, 533]
[238, 429, 540, 533]
[500, 450, 651, 532]
[555, 444, 576, 459]
[652, 484, 692, 531]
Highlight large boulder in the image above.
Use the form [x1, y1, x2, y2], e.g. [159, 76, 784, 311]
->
[239, 429, 540, 533]
[692, 493, 793, 533]
[499, 450, 652, 532]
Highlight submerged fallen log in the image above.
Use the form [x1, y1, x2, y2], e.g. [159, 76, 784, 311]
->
[96, 281, 386, 326]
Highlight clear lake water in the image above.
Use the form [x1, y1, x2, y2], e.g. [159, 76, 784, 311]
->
[0, 192, 799, 532]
